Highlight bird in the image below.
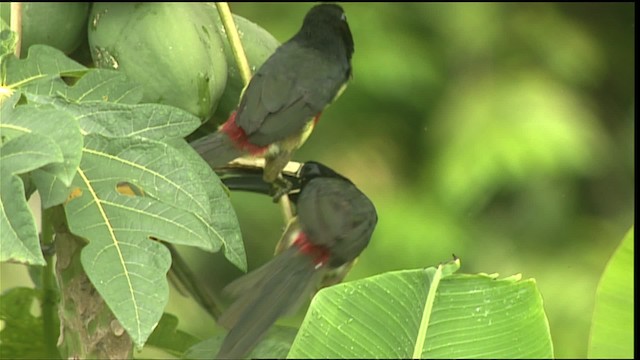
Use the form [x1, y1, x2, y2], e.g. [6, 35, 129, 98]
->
[215, 161, 378, 359]
[190, 3, 354, 192]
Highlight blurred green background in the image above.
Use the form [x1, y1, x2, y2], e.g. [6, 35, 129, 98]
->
[1, 2, 634, 358]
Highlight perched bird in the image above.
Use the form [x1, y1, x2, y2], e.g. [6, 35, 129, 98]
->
[215, 161, 378, 359]
[190, 3, 354, 188]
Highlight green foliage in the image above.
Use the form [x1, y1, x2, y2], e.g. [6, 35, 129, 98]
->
[1, 31, 243, 351]
[588, 227, 634, 358]
[0, 288, 49, 359]
[2, 45, 88, 95]
[0, 100, 76, 265]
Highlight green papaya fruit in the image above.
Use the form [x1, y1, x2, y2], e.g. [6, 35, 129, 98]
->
[186, 8, 280, 140]
[88, 3, 227, 121]
[0, 2, 89, 57]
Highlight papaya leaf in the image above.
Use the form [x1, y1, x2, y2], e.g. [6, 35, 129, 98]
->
[0, 133, 61, 265]
[38, 76, 245, 270]
[0, 132, 63, 175]
[62, 101, 203, 140]
[0, 26, 245, 351]
[146, 313, 201, 357]
[588, 226, 634, 358]
[30, 170, 75, 209]
[1, 40, 143, 105]
[168, 139, 245, 271]
[61, 68, 144, 104]
[185, 325, 298, 359]
[1, 45, 87, 97]
[1, 171, 54, 263]
[20, 94, 205, 207]
[1, 101, 83, 186]
[1, 99, 82, 209]
[182, 334, 224, 359]
[288, 260, 553, 359]
[63, 134, 227, 347]
[0, 98, 82, 264]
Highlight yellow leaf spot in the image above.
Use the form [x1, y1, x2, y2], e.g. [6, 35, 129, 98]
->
[66, 187, 83, 203]
[116, 181, 145, 197]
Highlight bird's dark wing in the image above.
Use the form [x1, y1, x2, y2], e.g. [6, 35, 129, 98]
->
[217, 248, 321, 358]
[297, 178, 377, 267]
[235, 44, 349, 147]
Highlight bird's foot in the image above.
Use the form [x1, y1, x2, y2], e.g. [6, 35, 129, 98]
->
[270, 177, 293, 202]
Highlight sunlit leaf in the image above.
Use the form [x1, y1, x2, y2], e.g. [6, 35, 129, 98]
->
[288, 260, 552, 359]
[588, 227, 634, 358]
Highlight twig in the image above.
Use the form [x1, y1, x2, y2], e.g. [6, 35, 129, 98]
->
[215, 2, 251, 86]
[214, 2, 293, 223]
[10, 2, 22, 58]
[278, 188, 294, 221]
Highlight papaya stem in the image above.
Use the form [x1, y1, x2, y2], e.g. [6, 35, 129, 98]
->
[215, 3, 251, 87]
[10, 2, 22, 58]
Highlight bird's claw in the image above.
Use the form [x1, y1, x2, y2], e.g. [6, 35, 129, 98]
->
[271, 177, 293, 202]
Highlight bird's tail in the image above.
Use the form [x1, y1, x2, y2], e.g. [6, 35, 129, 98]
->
[216, 247, 322, 359]
[189, 132, 245, 169]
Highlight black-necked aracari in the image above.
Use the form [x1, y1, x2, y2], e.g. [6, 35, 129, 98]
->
[190, 4, 354, 187]
[215, 161, 377, 359]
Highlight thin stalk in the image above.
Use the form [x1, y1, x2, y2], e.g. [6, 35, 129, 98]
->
[10, 2, 22, 58]
[215, 2, 251, 86]
[214, 2, 293, 224]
